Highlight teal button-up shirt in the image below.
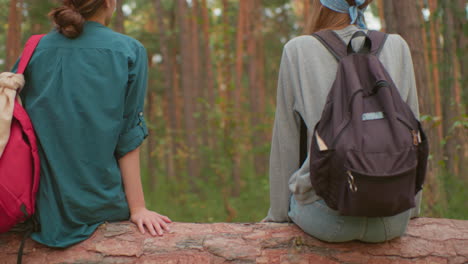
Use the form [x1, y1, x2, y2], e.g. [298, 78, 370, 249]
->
[15, 21, 149, 247]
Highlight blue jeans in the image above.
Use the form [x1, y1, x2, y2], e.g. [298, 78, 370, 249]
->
[288, 195, 411, 243]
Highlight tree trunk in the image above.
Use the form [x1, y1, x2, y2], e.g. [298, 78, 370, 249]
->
[230, 0, 247, 197]
[382, 1, 397, 33]
[171, 46, 182, 137]
[153, 0, 177, 180]
[191, 0, 206, 149]
[234, 0, 246, 113]
[422, 0, 445, 201]
[452, 0, 468, 177]
[454, 0, 468, 105]
[200, 0, 215, 109]
[440, 1, 465, 178]
[113, 0, 125, 34]
[177, 0, 200, 188]
[417, 0, 443, 185]
[383, 0, 440, 212]
[417, 0, 431, 102]
[254, 0, 268, 177]
[145, 89, 157, 189]
[386, 1, 430, 116]
[3, 219, 467, 263]
[247, 0, 267, 177]
[168, 8, 183, 146]
[200, 0, 216, 149]
[5, 0, 22, 71]
[375, 0, 386, 32]
[161, 86, 176, 182]
[428, 0, 443, 142]
[220, 0, 231, 113]
[171, 6, 183, 180]
[453, 0, 467, 107]
[221, 0, 240, 197]
[303, 0, 310, 30]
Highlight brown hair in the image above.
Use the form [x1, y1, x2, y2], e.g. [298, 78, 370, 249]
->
[305, 0, 373, 34]
[49, 0, 106, 38]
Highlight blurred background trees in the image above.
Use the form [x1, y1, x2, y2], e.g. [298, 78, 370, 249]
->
[1, 0, 466, 221]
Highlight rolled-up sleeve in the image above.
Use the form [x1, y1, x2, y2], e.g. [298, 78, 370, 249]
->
[115, 46, 149, 159]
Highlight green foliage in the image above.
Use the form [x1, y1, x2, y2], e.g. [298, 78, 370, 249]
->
[0, 0, 10, 67]
[141, 100, 271, 222]
[421, 169, 468, 220]
[142, 165, 270, 223]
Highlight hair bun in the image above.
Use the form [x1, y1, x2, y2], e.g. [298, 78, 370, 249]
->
[49, 6, 85, 39]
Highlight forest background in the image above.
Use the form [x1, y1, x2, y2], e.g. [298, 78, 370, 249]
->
[1, 0, 466, 222]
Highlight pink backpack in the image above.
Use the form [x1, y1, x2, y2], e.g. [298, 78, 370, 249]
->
[0, 35, 44, 233]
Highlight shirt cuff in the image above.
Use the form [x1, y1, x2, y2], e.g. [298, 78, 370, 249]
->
[115, 116, 148, 159]
[263, 207, 291, 223]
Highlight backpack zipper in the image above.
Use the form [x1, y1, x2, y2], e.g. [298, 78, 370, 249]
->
[397, 116, 419, 146]
[411, 130, 419, 146]
[347, 170, 358, 192]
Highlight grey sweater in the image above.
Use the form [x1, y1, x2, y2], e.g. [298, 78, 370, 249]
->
[265, 25, 421, 222]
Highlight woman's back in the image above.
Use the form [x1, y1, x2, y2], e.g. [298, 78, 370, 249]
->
[19, 21, 149, 247]
[266, 25, 420, 222]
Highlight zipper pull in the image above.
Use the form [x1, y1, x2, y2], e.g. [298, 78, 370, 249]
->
[412, 130, 419, 146]
[347, 171, 358, 193]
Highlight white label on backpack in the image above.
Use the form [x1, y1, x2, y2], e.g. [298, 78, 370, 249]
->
[362, 112, 385, 121]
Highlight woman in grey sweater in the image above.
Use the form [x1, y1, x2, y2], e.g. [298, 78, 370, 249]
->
[264, 0, 422, 242]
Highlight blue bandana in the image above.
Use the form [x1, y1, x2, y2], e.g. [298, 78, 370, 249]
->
[320, 0, 367, 29]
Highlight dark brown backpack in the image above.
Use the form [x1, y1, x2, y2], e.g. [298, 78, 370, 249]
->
[308, 30, 429, 217]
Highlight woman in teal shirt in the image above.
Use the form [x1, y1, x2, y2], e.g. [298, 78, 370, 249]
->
[15, 0, 171, 247]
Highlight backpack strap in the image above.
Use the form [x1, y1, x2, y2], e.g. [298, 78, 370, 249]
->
[16, 34, 45, 74]
[12, 34, 44, 264]
[312, 30, 347, 61]
[312, 30, 389, 61]
[367, 30, 389, 57]
[13, 35, 44, 197]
